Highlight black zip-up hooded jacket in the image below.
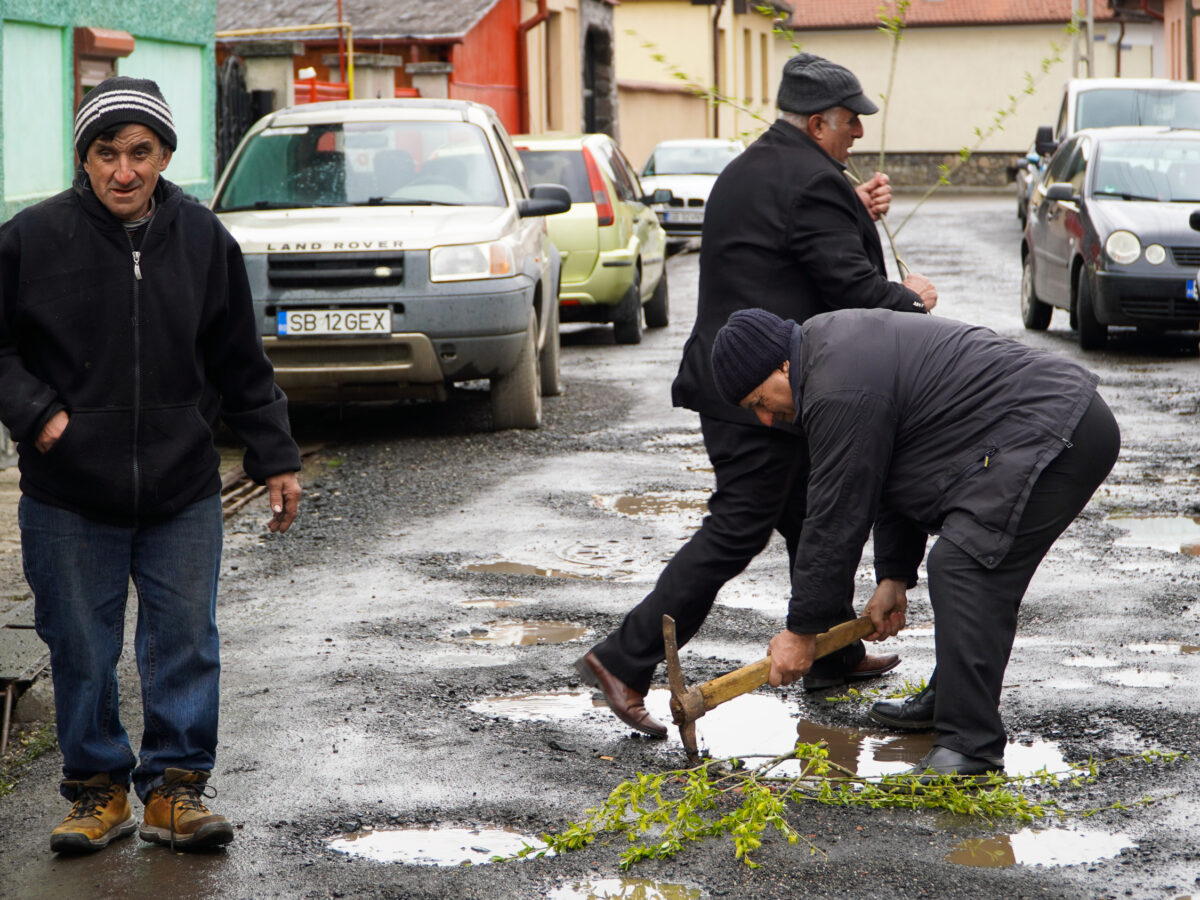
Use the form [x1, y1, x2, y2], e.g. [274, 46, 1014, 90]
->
[0, 170, 300, 526]
[672, 118, 928, 428]
[784, 309, 1101, 634]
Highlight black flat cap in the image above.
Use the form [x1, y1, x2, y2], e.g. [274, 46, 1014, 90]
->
[777, 52, 879, 116]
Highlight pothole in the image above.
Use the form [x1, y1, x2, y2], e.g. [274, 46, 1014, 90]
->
[464, 561, 594, 580]
[1128, 641, 1200, 655]
[592, 491, 709, 524]
[457, 596, 534, 609]
[547, 878, 704, 899]
[1062, 655, 1121, 668]
[1110, 515, 1200, 554]
[469, 689, 601, 722]
[946, 826, 1133, 868]
[1099, 669, 1177, 687]
[327, 826, 546, 865]
[453, 621, 588, 646]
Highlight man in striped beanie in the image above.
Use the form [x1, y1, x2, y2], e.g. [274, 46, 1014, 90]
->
[0, 75, 303, 853]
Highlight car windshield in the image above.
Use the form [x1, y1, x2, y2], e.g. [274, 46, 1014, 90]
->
[1075, 88, 1200, 131]
[1091, 138, 1200, 202]
[516, 148, 592, 203]
[642, 144, 740, 176]
[214, 121, 507, 211]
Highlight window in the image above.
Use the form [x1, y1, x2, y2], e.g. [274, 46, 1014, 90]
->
[3, 21, 67, 201]
[121, 39, 205, 184]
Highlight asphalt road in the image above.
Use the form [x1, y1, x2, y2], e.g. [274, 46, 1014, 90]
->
[0, 193, 1198, 900]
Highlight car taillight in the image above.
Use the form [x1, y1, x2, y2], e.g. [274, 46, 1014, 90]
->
[581, 147, 614, 227]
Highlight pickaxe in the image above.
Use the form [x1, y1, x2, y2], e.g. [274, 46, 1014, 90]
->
[663, 613, 879, 764]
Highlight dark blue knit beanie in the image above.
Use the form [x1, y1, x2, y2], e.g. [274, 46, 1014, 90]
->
[711, 309, 795, 406]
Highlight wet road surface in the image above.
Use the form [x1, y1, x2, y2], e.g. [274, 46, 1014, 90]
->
[0, 194, 1198, 899]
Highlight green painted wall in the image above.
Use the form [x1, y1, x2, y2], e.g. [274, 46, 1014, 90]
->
[0, 0, 217, 221]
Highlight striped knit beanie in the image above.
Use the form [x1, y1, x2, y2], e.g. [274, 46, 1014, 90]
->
[711, 309, 796, 406]
[74, 76, 177, 159]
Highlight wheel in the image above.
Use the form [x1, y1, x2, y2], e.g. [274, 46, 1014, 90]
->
[1075, 268, 1107, 351]
[538, 296, 561, 397]
[644, 268, 670, 328]
[491, 310, 542, 430]
[612, 271, 643, 345]
[1020, 253, 1051, 330]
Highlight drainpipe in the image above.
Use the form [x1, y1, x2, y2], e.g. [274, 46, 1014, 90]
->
[1140, 0, 1163, 20]
[517, 0, 549, 133]
[337, 0, 346, 84]
[712, 0, 725, 137]
[1117, 19, 1125, 76]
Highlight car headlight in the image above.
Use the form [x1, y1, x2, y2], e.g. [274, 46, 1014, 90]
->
[430, 241, 515, 282]
[1104, 230, 1141, 265]
[1145, 243, 1167, 265]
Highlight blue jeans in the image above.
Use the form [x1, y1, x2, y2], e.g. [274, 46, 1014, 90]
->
[21, 493, 223, 802]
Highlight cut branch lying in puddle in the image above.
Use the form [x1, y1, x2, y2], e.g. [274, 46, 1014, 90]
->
[501, 744, 1187, 870]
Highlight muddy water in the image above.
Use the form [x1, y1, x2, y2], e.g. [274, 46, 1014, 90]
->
[1129, 642, 1200, 655]
[465, 561, 592, 579]
[469, 689, 600, 721]
[457, 620, 588, 646]
[328, 826, 546, 865]
[547, 878, 703, 899]
[1110, 515, 1200, 554]
[592, 490, 709, 522]
[946, 827, 1134, 868]
[457, 597, 533, 609]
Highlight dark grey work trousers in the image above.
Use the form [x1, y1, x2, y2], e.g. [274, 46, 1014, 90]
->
[929, 392, 1121, 762]
[589, 414, 865, 695]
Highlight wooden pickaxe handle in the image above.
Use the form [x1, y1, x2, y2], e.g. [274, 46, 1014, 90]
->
[671, 615, 879, 728]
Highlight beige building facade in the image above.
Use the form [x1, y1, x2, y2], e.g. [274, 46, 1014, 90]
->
[614, 0, 791, 169]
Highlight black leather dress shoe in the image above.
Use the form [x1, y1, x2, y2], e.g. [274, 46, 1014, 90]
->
[868, 683, 935, 731]
[803, 653, 900, 692]
[575, 652, 667, 738]
[905, 746, 1004, 783]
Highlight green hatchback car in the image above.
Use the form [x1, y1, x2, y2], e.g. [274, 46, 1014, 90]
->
[515, 133, 670, 344]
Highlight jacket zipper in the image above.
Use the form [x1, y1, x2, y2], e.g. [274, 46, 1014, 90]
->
[945, 446, 999, 492]
[128, 235, 142, 519]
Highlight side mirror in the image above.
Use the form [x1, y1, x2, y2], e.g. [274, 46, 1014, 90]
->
[518, 183, 571, 217]
[642, 188, 673, 205]
[1044, 182, 1078, 203]
[1035, 125, 1057, 158]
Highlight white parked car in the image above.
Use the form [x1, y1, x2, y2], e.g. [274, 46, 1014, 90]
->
[639, 139, 744, 248]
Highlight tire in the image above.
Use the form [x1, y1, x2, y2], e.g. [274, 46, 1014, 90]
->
[491, 311, 542, 430]
[538, 297, 562, 397]
[1020, 253, 1051, 330]
[612, 271, 643, 345]
[644, 268, 670, 328]
[1075, 267, 1107, 351]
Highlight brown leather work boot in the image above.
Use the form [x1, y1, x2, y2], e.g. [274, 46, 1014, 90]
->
[140, 768, 234, 850]
[50, 773, 138, 854]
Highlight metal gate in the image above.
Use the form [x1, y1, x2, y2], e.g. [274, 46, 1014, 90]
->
[216, 56, 275, 177]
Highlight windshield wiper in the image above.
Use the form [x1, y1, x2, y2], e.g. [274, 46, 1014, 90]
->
[1092, 190, 1160, 202]
[217, 200, 348, 212]
[360, 197, 463, 206]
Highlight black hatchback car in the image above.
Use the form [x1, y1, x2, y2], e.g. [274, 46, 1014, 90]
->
[1021, 126, 1200, 349]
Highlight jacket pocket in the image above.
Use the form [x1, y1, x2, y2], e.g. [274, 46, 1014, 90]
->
[138, 404, 219, 509]
[29, 409, 136, 514]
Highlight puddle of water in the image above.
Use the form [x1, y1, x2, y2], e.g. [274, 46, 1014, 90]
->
[947, 827, 1133, 868]
[328, 826, 545, 865]
[457, 597, 532, 609]
[640, 691, 1066, 778]
[1100, 668, 1177, 688]
[469, 689, 599, 722]
[1062, 655, 1120, 668]
[465, 561, 594, 580]
[557, 542, 643, 580]
[423, 652, 514, 669]
[458, 621, 588, 646]
[548, 878, 703, 900]
[1110, 515, 1200, 554]
[1128, 642, 1200, 655]
[593, 491, 709, 522]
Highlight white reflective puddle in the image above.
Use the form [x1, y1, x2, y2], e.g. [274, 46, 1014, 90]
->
[548, 878, 704, 899]
[455, 621, 588, 646]
[1099, 668, 1177, 688]
[1110, 515, 1200, 555]
[947, 826, 1133, 868]
[328, 826, 546, 865]
[470, 689, 600, 722]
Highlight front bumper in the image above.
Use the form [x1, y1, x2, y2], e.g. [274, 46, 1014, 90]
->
[1093, 270, 1200, 328]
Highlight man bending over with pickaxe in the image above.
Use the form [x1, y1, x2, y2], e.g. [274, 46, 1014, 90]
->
[710, 308, 1119, 777]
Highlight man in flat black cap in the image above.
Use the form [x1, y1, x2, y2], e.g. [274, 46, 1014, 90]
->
[577, 53, 939, 738]
[709, 307, 1119, 777]
[0, 76, 302, 853]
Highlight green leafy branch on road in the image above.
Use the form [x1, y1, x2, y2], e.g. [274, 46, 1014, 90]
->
[503, 745, 1186, 870]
